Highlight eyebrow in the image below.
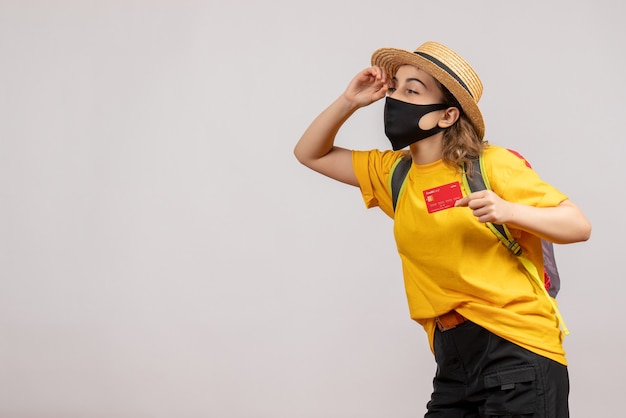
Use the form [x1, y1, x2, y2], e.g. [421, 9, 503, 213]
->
[392, 76, 428, 89]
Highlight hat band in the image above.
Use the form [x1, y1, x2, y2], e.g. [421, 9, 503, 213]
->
[415, 52, 473, 99]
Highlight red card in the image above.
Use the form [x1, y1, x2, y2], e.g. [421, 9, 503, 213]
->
[423, 182, 463, 213]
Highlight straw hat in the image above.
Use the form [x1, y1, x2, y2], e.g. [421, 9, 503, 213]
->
[371, 41, 485, 139]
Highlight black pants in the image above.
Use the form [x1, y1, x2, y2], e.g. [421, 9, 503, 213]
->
[425, 320, 569, 418]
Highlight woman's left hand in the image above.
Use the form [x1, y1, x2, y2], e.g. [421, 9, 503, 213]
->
[455, 192, 591, 243]
[455, 190, 513, 224]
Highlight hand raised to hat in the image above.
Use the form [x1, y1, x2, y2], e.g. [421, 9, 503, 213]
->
[342, 66, 389, 109]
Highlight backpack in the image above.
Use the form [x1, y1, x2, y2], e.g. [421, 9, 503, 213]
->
[389, 151, 568, 334]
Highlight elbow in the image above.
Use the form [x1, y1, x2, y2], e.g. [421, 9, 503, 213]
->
[578, 220, 592, 242]
[293, 145, 309, 167]
[294, 142, 324, 169]
[557, 200, 592, 243]
[573, 210, 592, 242]
[561, 219, 592, 244]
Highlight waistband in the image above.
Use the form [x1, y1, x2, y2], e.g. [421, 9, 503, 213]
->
[435, 310, 467, 332]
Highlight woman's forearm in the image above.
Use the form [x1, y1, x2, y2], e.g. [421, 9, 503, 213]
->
[293, 95, 357, 165]
[505, 200, 591, 244]
[456, 192, 592, 244]
[294, 67, 389, 186]
[293, 95, 361, 186]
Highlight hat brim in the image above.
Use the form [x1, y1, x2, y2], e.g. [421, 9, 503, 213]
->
[371, 47, 485, 139]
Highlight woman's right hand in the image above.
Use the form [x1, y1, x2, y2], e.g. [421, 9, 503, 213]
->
[294, 67, 389, 187]
[343, 66, 389, 108]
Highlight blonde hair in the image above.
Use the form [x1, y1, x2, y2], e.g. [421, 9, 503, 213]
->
[438, 81, 487, 172]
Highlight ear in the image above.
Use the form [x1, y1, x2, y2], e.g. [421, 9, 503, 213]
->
[438, 107, 461, 128]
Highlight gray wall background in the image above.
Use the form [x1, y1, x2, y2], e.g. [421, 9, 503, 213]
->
[1, 1, 623, 417]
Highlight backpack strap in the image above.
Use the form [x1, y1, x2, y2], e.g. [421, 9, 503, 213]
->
[389, 152, 568, 334]
[463, 156, 523, 256]
[506, 149, 561, 298]
[390, 156, 412, 211]
[465, 155, 568, 334]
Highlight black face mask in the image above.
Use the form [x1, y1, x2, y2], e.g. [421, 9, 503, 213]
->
[384, 97, 450, 151]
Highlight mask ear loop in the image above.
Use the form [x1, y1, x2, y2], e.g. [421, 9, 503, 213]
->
[416, 106, 451, 131]
[415, 102, 454, 131]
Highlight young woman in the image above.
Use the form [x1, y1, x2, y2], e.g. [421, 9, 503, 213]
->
[294, 41, 591, 417]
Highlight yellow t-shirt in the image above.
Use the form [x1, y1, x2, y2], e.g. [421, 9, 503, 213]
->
[352, 145, 569, 365]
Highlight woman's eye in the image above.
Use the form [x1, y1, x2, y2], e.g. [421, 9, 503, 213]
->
[407, 89, 417, 94]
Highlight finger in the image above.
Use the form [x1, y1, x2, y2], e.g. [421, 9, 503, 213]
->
[373, 85, 389, 100]
[454, 196, 469, 207]
[372, 66, 388, 84]
[356, 67, 377, 83]
[471, 206, 490, 218]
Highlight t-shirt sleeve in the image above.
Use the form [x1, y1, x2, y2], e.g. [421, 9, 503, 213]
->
[485, 147, 568, 208]
[352, 149, 403, 218]
[482, 146, 569, 274]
